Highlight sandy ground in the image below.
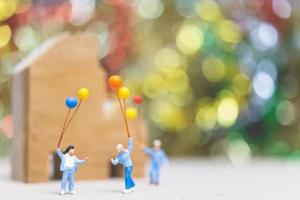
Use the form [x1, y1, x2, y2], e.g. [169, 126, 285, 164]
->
[1, 158, 300, 200]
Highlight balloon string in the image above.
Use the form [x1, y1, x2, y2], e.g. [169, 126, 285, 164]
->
[62, 100, 82, 134]
[57, 108, 71, 148]
[57, 100, 83, 148]
[117, 96, 126, 121]
[123, 99, 131, 138]
[117, 96, 129, 137]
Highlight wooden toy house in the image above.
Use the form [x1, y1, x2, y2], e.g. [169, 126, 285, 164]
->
[11, 33, 147, 183]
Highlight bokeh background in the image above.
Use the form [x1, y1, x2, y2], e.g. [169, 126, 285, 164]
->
[0, 0, 300, 164]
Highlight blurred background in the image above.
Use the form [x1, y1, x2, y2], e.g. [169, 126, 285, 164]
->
[0, 0, 300, 165]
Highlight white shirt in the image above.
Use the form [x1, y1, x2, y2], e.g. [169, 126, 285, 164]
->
[64, 154, 75, 169]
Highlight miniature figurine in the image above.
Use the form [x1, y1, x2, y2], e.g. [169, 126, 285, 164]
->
[111, 137, 136, 194]
[140, 139, 168, 185]
[56, 145, 88, 195]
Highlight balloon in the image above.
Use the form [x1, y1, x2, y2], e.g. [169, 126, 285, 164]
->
[66, 97, 78, 109]
[78, 88, 90, 100]
[133, 95, 143, 104]
[126, 107, 138, 120]
[118, 87, 130, 99]
[108, 75, 122, 90]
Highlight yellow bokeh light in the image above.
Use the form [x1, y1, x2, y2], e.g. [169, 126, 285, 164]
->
[165, 69, 189, 94]
[0, 0, 17, 21]
[196, 105, 217, 130]
[149, 100, 188, 130]
[142, 74, 167, 99]
[176, 24, 203, 55]
[202, 56, 225, 82]
[0, 25, 11, 48]
[218, 89, 235, 99]
[195, 0, 222, 21]
[233, 74, 251, 96]
[217, 97, 239, 127]
[217, 20, 242, 44]
[137, 0, 164, 20]
[169, 88, 194, 106]
[155, 47, 180, 70]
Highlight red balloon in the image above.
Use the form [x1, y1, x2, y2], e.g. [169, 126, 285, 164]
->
[134, 95, 143, 104]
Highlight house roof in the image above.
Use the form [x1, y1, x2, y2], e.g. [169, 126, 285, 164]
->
[13, 33, 69, 74]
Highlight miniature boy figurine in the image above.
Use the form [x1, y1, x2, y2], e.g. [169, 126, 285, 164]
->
[111, 137, 135, 194]
[56, 145, 88, 195]
[140, 139, 168, 185]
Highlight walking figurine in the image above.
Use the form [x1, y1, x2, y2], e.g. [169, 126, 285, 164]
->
[140, 139, 168, 185]
[111, 137, 136, 194]
[56, 145, 88, 195]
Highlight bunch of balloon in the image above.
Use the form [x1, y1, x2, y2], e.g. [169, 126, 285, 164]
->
[57, 88, 90, 148]
[108, 75, 131, 138]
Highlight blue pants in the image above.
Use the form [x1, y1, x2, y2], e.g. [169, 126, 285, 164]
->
[124, 166, 135, 189]
[61, 168, 75, 192]
[150, 167, 160, 184]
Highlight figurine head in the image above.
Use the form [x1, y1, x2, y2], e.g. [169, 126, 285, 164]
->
[153, 139, 162, 151]
[64, 145, 75, 156]
[116, 144, 125, 153]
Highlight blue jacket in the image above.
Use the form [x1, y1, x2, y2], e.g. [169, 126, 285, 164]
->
[144, 148, 168, 170]
[56, 148, 86, 172]
[112, 138, 134, 168]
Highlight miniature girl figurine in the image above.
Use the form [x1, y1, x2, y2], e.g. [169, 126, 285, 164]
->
[56, 145, 88, 195]
[140, 139, 168, 185]
[111, 137, 135, 194]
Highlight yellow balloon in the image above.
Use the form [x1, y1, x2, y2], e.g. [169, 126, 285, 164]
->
[77, 88, 90, 100]
[118, 87, 130, 99]
[126, 107, 138, 120]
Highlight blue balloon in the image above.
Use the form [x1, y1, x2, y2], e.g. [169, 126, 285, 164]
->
[66, 97, 78, 109]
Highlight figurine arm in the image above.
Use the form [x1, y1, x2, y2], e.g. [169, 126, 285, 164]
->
[161, 151, 169, 165]
[56, 148, 64, 159]
[76, 157, 88, 165]
[111, 157, 119, 166]
[143, 147, 153, 156]
[128, 137, 134, 153]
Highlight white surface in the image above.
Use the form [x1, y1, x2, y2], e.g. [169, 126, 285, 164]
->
[1, 158, 300, 199]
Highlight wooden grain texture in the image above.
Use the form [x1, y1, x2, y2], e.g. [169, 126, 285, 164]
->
[11, 33, 147, 183]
